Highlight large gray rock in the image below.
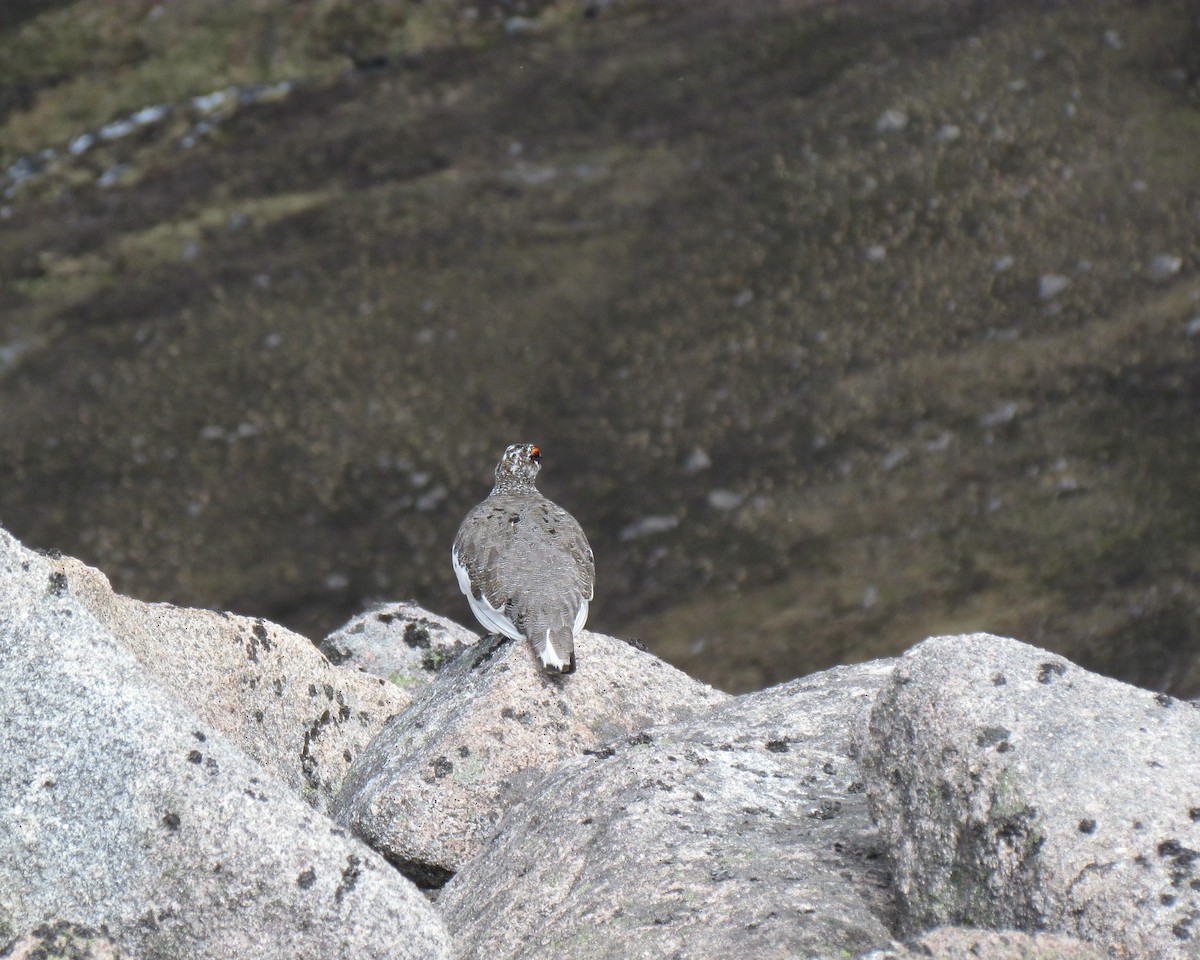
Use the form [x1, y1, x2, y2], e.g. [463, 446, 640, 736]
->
[47, 553, 409, 808]
[439, 660, 898, 959]
[0, 526, 451, 960]
[331, 631, 730, 886]
[858, 633, 1200, 958]
[318, 601, 479, 693]
[857, 926, 1107, 959]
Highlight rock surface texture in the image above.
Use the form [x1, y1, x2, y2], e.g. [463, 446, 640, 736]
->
[7, 519, 1199, 960]
[859, 926, 1107, 959]
[438, 661, 898, 959]
[318, 601, 479, 693]
[331, 630, 730, 886]
[0, 527, 450, 960]
[0, 922, 133, 960]
[858, 633, 1200, 958]
[48, 554, 408, 808]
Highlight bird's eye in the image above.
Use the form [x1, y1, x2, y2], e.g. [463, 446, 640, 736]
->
[530, 446, 541, 462]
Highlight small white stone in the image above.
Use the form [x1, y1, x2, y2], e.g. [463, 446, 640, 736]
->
[69, 133, 94, 156]
[979, 401, 1019, 429]
[682, 448, 712, 474]
[1038, 274, 1070, 300]
[100, 119, 133, 141]
[132, 104, 168, 126]
[1149, 254, 1182, 281]
[707, 490, 743, 511]
[934, 123, 961, 143]
[0, 341, 28, 368]
[1185, 316, 1200, 337]
[97, 164, 129, 188]
[993, 254, 1015, 272]
[619, 515, 679, 541]
[416, 486, 447, 511]
[865, 245, 887, 263]
[875, 108, 908, 133]
[192, 88, 232, 114]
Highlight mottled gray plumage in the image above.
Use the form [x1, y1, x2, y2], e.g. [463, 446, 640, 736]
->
[452, 444, 594, 673]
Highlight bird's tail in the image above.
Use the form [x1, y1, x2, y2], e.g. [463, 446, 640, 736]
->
[534, 628, 576, 674]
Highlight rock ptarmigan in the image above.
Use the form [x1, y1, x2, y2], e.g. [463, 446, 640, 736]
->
[452, 444, 594, 674]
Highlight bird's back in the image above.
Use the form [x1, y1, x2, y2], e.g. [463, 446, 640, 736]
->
[453, 488, 593, 641]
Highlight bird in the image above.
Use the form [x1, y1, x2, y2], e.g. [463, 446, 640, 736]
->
[452, 444, 595, 674]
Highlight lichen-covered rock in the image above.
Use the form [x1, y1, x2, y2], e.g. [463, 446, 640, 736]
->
[858, 633, 1200, 958]
[1, 922, 134, 960]
[857, 926, 1107, 959]
[330, 631, 729, 886]
[48, 554, 408, 808]
[318, 601, 478, 693]
[0, 526, 451, 960]
[438, 660, 898, 959]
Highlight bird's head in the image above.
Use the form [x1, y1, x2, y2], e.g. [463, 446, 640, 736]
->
[494, 443, 542, 489]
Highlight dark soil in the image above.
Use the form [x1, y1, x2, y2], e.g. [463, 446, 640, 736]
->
[1, 0, 1198, 694]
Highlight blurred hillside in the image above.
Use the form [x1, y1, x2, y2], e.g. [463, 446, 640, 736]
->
[1, 0, 1198, 694]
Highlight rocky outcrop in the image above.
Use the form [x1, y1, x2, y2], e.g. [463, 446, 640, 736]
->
[7, 521, 1199, 960]
[46, 554, 408, 808]
[0, 527, 450, 960]
[330, 631, 729, 887]
[857, 633, 1200, 958]
[318, 600, 479, 693]
[439, 660, 897, 959]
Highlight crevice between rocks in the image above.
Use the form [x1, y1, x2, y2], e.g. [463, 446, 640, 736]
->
[381, 852, 455, 898]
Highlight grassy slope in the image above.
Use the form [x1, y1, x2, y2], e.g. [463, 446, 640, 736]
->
[1, 0, 1198, 694]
